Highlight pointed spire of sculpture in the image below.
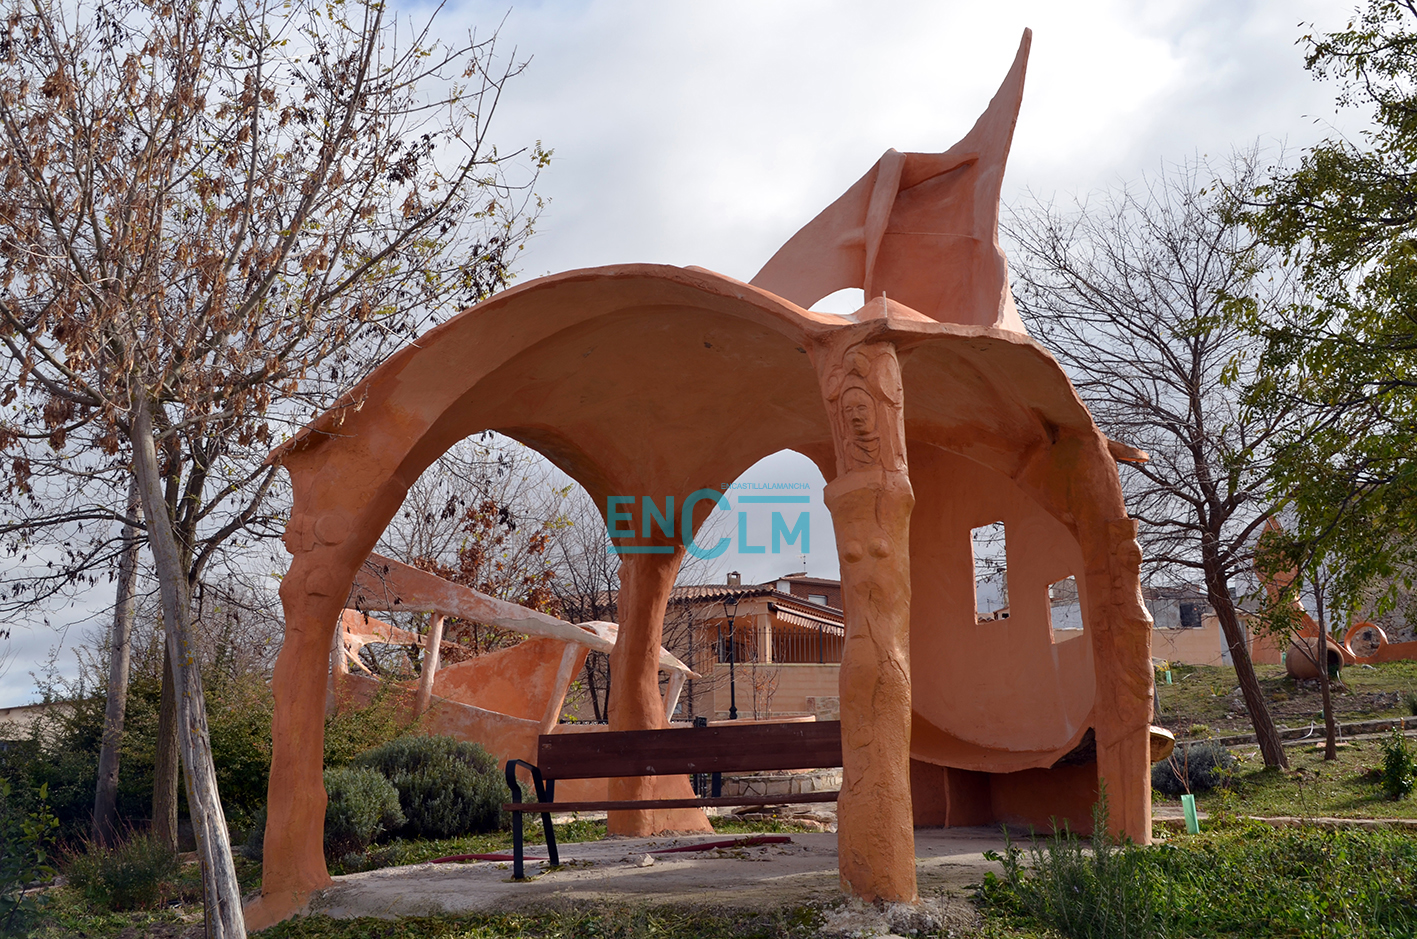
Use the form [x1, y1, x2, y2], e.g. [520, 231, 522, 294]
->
[751, 29, 1031, 331]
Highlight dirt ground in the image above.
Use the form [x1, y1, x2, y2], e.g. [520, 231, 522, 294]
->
[306, 827, 1009, 922]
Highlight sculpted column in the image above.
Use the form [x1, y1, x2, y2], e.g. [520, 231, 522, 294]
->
[815, 336, 918, 903]
[606, 548, 682, 836]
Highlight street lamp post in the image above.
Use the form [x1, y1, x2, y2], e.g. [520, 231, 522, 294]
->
[724, 594, 739, 720]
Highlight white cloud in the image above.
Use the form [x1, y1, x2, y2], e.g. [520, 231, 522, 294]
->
[459, 0, 1354, 283]
[2, 0, 1368, 699]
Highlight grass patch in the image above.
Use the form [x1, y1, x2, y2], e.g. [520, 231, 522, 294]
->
[708, 815, 826, 835]
[1161, 734, 1417, 819]
[1155, 661, 1417, 740]
[258, 904, 828, 938]
[329, 817, 608, 874]
[980, 819, 1417, 938]
[30, 898, 833, 939]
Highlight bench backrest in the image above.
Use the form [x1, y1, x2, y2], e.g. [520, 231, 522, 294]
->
[536, 720, 842, 781]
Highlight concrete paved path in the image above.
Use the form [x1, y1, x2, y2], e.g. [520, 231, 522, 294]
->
[308, 827, 1012, 920]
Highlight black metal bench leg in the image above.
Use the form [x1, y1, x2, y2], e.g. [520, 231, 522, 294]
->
[507, 759, 556, 877]
[506, 761, 526, 880]
[512, 809, 525, 880]
[541, 779, 558, 867]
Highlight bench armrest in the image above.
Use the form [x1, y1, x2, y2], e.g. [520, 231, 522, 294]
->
[505, 758, 551, 806]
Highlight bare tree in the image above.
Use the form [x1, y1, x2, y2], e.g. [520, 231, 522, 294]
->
[1005, 155, 1305, 769]
[91, 476, 141, 845]
[0, 0, 542, 931]
[375, 435, 570, 665]
[547, 489, 622, 721]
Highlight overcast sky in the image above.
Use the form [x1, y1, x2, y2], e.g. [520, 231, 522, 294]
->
[1, 0, 1365, 704]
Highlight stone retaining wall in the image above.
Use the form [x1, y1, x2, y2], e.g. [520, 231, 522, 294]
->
[719, 767, 843, 799]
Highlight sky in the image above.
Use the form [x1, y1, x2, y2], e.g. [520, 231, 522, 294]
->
[446, 0, 1360, 591]
[0, 0, 1367, 704]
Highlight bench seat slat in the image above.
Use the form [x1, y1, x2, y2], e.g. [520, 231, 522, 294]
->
[538, 720, 842, 780]
[503, 791, 839, 813]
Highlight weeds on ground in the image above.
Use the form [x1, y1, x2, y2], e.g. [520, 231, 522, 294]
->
[708, 815, 826, 835]
[255, 904, 828, 939]
[979, 800, 1417, 938]
[64, 834, 180, 911]
[982, 786, 1164, 938]
[1380, 727, 1415, 800]
[30, 854, 262, 939]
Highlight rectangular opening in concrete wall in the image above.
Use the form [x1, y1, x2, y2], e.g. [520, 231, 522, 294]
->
[1048, 575, 1083, 637]
[972, 521, 1008, 621]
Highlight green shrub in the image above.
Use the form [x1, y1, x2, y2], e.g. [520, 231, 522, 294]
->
[64, 833, 179, 912]
[353, 735, 508, 839]
[982, 790, 1162, 938]
[980, 821, 1417, 938]
[323, 766, 404, 859]
[1380, 728, 1415, 800]
[1152, 741, 1235, 796]
[323, 684, 417, 767]
[241, 807, 267, 862]
[5, 671, 275, 843]
[205, 675, 276, 832]
[1, 779, 59, 934]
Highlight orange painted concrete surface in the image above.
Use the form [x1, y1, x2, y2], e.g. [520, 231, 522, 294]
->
[247, 26, 1155, 927]
[431, 639, 587, 723]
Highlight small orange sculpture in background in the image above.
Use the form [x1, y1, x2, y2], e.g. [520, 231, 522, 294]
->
[246, 28, 1157, 928]
[1256, 521, 1417, 678]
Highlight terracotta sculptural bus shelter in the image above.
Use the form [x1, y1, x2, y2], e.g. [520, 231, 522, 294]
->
[246, 31, 1156, 928]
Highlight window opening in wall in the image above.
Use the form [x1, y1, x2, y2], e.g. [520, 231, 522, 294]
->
[808, 594, 828, 606]
[1048, 575, 1083, 635]
[1179, 601, 1202, 630]
[972, 521, 1008, 621]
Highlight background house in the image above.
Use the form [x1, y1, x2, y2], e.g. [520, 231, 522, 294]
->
[1048, 581, 1284, 667]
[571, 569, 1290, 726]
[663, 572, 844, 721]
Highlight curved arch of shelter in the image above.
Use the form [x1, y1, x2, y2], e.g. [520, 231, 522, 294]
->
[245, 29, 1156, 927]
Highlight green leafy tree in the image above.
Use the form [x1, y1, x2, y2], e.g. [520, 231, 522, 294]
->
[1246, 0, 1417, 622]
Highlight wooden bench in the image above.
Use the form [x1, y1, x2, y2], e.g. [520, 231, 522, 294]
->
[503, 720, 842, 879]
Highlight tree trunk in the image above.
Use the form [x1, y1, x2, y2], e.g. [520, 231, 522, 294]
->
[412, 614, 445, 718]
[1204, 561, 1289, 769]
[153, 647, 180, 851]
[93, 475, 142, 846]
[584, 657, 602, 722]
[1314, 580, 1338, 760]
[131, 396, 246, 938]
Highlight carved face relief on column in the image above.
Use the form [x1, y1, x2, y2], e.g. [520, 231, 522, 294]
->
[841, 386, 880, 466]
[1106, 518, 1149, 623]
[824, 345, 906, 475]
